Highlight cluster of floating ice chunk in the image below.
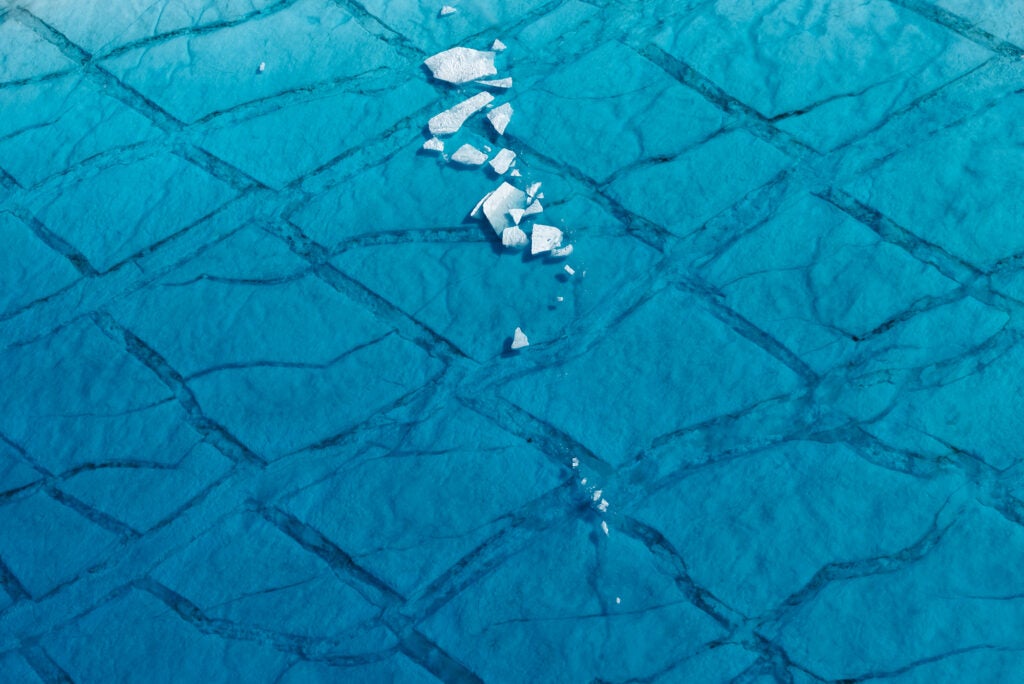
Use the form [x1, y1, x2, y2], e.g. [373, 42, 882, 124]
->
[421, 36, 578, 351]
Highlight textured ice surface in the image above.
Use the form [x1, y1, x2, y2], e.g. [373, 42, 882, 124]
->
[423, 46, 497, 84]
[489, 148, 516, 174]
[449, 143, 488, 166]
[3, 1, 1024, 682]
[487, 102, 513, 134]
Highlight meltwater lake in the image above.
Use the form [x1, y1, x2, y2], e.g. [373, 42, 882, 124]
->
[2, 0, 1024, 681]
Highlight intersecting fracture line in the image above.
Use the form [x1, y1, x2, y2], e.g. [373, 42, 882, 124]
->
[1, 2, 1017, 680]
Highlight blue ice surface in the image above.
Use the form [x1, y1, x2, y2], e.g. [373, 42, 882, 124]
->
[1, 0, 1024, 681]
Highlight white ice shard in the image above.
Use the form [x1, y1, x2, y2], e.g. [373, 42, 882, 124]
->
[511, 327, 529, 349]
[526, 182, 541, 200]
[450, 144, 488, 166]
[564, 264, 575, 275]
[476, 77, 513, 89]
[439, 5, 457, 16]
[501, 226, 528, 248]
[487, 103, 513, 135]
[428, 91, 494, 136]
[422, 137, 444, 153]
[531, 224, 563, 254]
[601, 520, 609, 536]
[258, 61, 266, 73]
[492, 39, 507, 51]
[523, 199, 543, 217]
[598, 499, 609, 512]
[470, 191, 493, 218]
[556, 296, 564, 302]
[551, 244, 573, 257]
[571, 457, 579, 467]
[508, 207, 525, 225]
[490, 148, 516, 174]
[424, 47, 497, 84]
[482, 182, 527, 234]
[510, 169, 522, 177]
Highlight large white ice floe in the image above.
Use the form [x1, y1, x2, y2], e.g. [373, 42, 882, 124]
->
[450, 144, 488, 166]
[487, 102, 513, 135]
[490, 148, 516, 174]
[511, 327, 529, 349]
[422, 137, 444, 153]
[502, 226, 528, 248]
[482, 182, 527, 234]
[531, 224, 563, 254]
[428, 91, 494, 135]
[424, 47, 497, 84]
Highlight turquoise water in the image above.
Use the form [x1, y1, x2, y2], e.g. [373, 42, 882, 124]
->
[2, 0, 1024, 681]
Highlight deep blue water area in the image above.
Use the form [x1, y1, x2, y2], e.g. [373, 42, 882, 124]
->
[2, 0, 1024, 681]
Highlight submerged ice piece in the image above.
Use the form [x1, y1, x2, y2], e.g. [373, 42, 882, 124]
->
[481, 182, 527, 234]
[487, 103, 513, 135]
[511, 327, 529, 350]
[450, 144, 488, 166]
[531, 224, 563, 254]
[424, 47, 497, 84]
[428, 91, 494, 135]
[476, 77, 513, 89]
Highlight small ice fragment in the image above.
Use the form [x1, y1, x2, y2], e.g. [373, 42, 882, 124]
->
[492, 39, 507, 51]
[615, 597, 621, 604]
[592, 489, 602, 502]
[537, 192, 545, 199]
[487, 103, 513, 135]
[508, 207, 525, 225]
[571, 457, 579, 468]
[476, 77, 513, 89]
[470, 191, 493, 219]
[556, 296, 564, 302]
[422, 137, 444, 153]
[439, 5, 457, 16]
[511, 327, 529, 350]
[502, 226, 528, 248]
[601, 521, 609, 536]
[490, 148, 516, 174]
[257, 61, 266, 73]
[598, 499, 609, 512]
[531, 224, 563, 254]
[482, 182, 527, 234]
[526, 182, 541, 200]
[424, 47, 497, 84]
[510, 169, 522, 177]
[428, 91, 494, 135]
[581, 478, 587, 485]
[450, 144, 488, 166]
[564, 264, 575, 276]
[523, 199, 543, 217]
[551, 244, 573, 258]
